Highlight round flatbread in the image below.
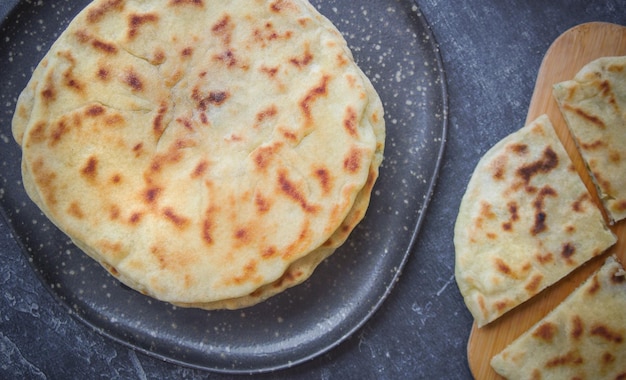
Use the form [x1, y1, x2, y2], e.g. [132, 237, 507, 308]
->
[454, 115, 615, 327]
[12, 0, 385, 306]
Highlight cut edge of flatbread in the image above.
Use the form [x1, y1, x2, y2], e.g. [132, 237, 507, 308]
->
[553, 55, 626, 224]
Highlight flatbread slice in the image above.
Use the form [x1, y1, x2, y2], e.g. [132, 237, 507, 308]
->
[454, 115, 616, 327]
[12, 0, 385, 307]
[553, 56, 626, 223]
[491, 255, 626, 380]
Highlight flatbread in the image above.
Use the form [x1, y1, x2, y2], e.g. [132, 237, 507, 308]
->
[12, 0, 385, 307]
[553, 56, 626, 223]
[454, 115, 616, 327]
[491, 255, 626, 380]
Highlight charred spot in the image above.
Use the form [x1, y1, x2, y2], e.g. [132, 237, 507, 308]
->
[235, 228, 248, 240]
[343, 148, 362, 174]
[289, 46, 313, 67]
[571, 315, 583, 340]
[191, 160, 208, 178]
[278, 171, 317, 213]
[194, 90, 230, 111]
[260, 65, 279, 78]
[129, 212, 143, 224]
[176, 117, 193, 131]
[181, 46, 193, 57]
[91, 39, 118, 54]
[68, 202, 85, 219]
[152, 102, 168, 137]
[536, 252, 554, 265]
[533, 322, 557, 342]
[300, 75, 330, 121]
[602, 352, 616, 365]
[611, 269, 626, 284]
[561, 243, 576, 260]
[127, 13, 159, 39]
[50, 120, 69, 146]
[132, 142, 144, 157]
[563, 103, 606, 129]
[256, 105, 278, 123]
[163, 208, 189, 229]
[343, 107, 358, 136]
[124, 70, 144, 91]
[587, 275, 601, 295]
[202, 218, 213, 245]
[261, 246, 277, 258]
[63, 71, 84, 93]
[81, 156, 98, 180]
[87, 0, 124, 24]
[144, 187, 162, 204]
[85, 105, 105, 117]
[213, 49, 237, 67]
[516, 147, 559, 184]
[109, 205, 120, 220]
[97, 67, 110, 81]
[491, 156, 506, 181]
[509, 143, 528, 155]
[494, 258, 512, 276]
[590, 324, 623, 343]
[41, 82, 57, 104]
[545, 351, 583, 367]
[581, 139, 606, 150]
[314, 167, 332, 194]
[524, 274, 543, 293]
[110, 174, 122, 184]
[255, 193, 271, 213]
[572, 193, 589, 213]
[530, 186, 557, 236]
[168, 0, 203, 6]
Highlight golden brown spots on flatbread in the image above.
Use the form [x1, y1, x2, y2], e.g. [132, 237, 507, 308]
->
[590, 324, 623, 343]
[86, 0, 124, 24]
[343, 106, 358, 136]
[300, 75, 330, 121]
[254, 192, 271, 214]
[572, 193, 590, 213]
[545, 350, 583, 368]
[96, 66, 110, 81]
[68, 202, 85, 219]
[494, 299, 510, 311]
[191, 160, 208, 179]
[536, 252, 554, 265]
[123, 69, 144, 92]
[163, 207, 189, 229]
[563, 103, 606, 129]
[491, 156, 507, 181]
[561, 242, 576, 262]
[168, 0, 204, 7]
[533, 322, 557, 342]
[109, 205, 121, 220]
[127, 13, 159, 40]
[517, 147, 559, 184]
[270, 0, 296, 13]
[27, 122, 47, 145]
[314, 167, 332, 194]
[290, 45, 313, 68]
[143, 186, 162, 204]
[259, 65, 279, 78]
[152, 102, 168, 137]
[531, 186, 557, 236]
[494, 258, 512, 276]
[85, 104, 105, 117]
[41, 74, 57, 105]
[571, 315, 584, 340]
[343, 147, 363, 174]
[524, 274, 543, 293]
[92, 39, 118, 54]
[277, 170, 318, 213]
[602, 352, 616, 365]
[587, 275, 601, 295]
[580, 139, 606, 150]
[81, 156, 99, 180]
[49, 119, 69, 146]
[508, 143, 529, 155]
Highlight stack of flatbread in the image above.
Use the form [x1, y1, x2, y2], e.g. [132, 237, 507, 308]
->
[12, 0, 385, 309]
[456, 54, 626, 379]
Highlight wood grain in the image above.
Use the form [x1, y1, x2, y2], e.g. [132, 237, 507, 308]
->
[467, 22, 626, 380]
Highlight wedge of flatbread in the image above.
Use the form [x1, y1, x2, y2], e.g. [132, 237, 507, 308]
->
[553, 56, 626, 223]
[491, 255, 626, 380]
[12, 0, 385, 308]
[454, 115, 616, 327]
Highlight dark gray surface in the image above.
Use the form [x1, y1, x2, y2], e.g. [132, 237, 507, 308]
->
[0, 1, 624, 379]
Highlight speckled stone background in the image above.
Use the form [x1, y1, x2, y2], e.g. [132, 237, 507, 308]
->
[1, 1, 625, 379]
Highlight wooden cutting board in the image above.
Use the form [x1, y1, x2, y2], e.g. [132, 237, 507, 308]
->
[467, 22, 626, 380]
